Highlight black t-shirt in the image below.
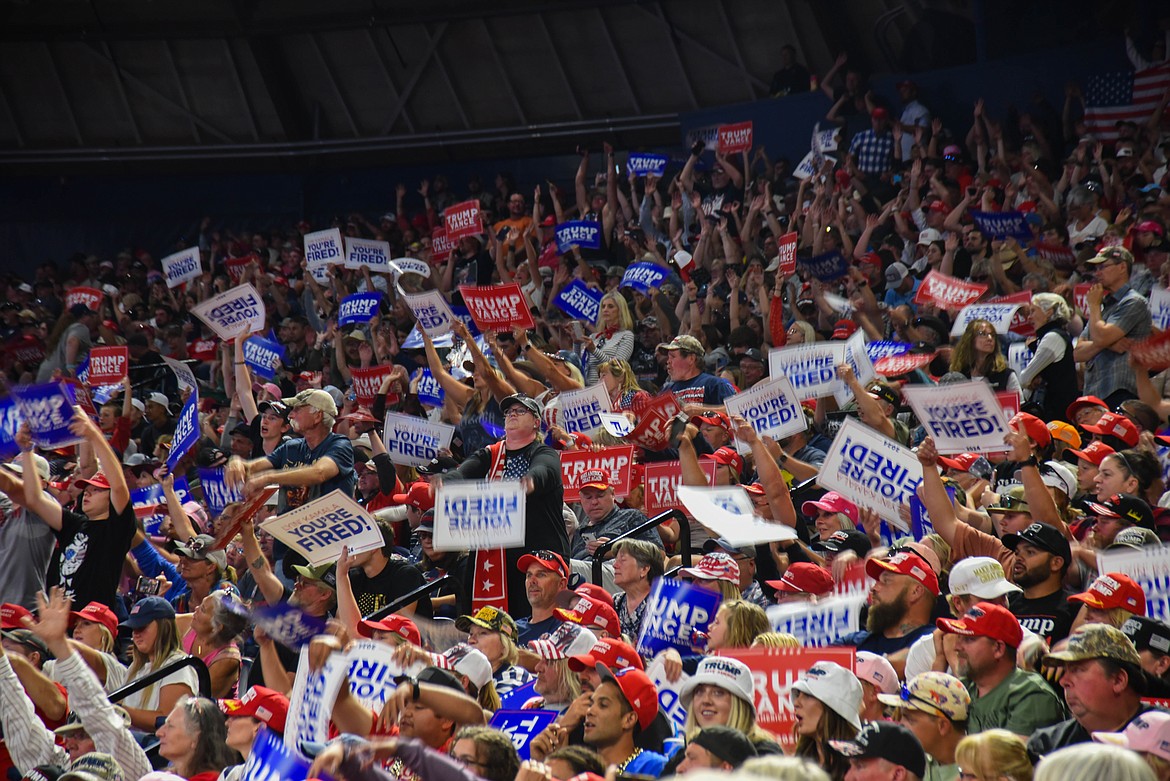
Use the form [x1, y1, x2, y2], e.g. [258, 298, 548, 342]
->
[1009, 588, 1078, 644]
[348, 556, 431, 619]
[52, 498, 137, 609]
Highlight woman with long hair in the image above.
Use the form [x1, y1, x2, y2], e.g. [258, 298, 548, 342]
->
[1094, 450, 1161, 506]
[155, 696, 240, 781]
[659, 656, 779, 775]
[120, 597, 201, 731]
[950, 319, 1020, 393]
[582, 292, 635, 385]
[706, 600, 770, 651]
[790, 661, 862, 781]
[419, 327, 508, 454]
[177, 590, 246, 698]
[64, 601, 129, 691]
[597, 358, 650, 414]
[1019, 293, 1077, 422]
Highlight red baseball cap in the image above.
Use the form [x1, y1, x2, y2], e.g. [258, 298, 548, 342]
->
[74, 472, 112, 490]
[568, 638, 644, 673]
[577, 469, 611, 491]
[707, 447, 744, 475]
[938, 453, 980, 472]
[597, 664, 659, 730]
[801, 491, 860, 528]
[691, 411, 731, 432]
[766, 563, 833, 596]
[555, 596, 621, 636]
[357, 614, 422, 646]
[391, 481, 435, 512]
[1070, 572, 1146, 614]
[1067, 395, 1109, 422]
[575, 583, 614, 609]
[1067, 440, 1115, 466]
[744, 482, 766, 496]
[866, 551, 941, 596]
[0, 603, 30, 630]
[518, 550, 570, 579]
[71, 601, 119, 637]
[1083, 412, 1140, 447]
[937, 602, 1023, 648]
[831, 319, 858, 340]
[1009, 412, 1052, 448]
[220, 686, 290, 733]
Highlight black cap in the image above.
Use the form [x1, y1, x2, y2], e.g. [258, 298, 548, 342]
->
[1088, 493, 1155, 531]
[912, 315, 948, 343]
[866, 382, 900, 407]
[1122, 616, 1170, 656]
[259, 400, 290, 419]
[22, 765, 65, 781]
[418, 456, 460, 476]
[690, 726, 758, 768]
[398, 666, 466, 694]
[817, 529, 873, 558]
[829, 722, 926, 778]
[736, 348, 765, 363]
[1002, 522, 1072, 563]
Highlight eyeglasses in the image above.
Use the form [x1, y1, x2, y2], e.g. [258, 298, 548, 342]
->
[503, 408, 533, 419]
[996, 495, 1027, 510]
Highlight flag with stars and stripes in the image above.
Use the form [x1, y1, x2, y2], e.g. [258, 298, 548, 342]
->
[1083, 65, 1170, 142]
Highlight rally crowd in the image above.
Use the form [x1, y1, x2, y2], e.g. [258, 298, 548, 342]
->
[6, 33, 1170, 781]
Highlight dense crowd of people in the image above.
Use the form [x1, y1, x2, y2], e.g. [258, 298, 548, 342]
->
[4, 32, 1170, 781]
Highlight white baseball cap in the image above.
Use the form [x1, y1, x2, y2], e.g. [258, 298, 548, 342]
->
[679, 656, 755, 713]
[854, 651, 900, 695]
[3, 453, 50, 482]
[790, 661, 862, 730]
[948, 556, 1022, 600]
[435, 643, 493, 691]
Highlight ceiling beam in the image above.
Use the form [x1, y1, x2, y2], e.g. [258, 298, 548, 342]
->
[162, 39, 203, 144]
[595, 7, 642, 115]
[45, 43, 84, 146]
[534, 14, 583, 121]
[642, 2, 769, 93]
[480, 18, 527, 126]
[308, 33, 359, 137]
[378, 23, 449, 136]
[365, 28, 416, 134]
[223, 39, 260, 142]
[100, 41, 143, 144]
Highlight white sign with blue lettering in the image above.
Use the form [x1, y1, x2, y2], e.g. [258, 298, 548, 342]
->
[902, 380, 1010, 455]
[557, 383, 611, 436]
[627, 153, 669, 177]
[162, 355, 198, 393]
[767, 590, 868, 647]
[676, 486, 798, 547]
[192, 283, 266, 340]
[161, 247, 202, 289]
[833, 329, 876, 406]
[284, 645, 348, 755]
[404, 290, 457, 336]
[390, 256, 432, 279]
[724, 375, 805, 451]
[260, 490, 384, 566]
[767, 342, 847, 400]
[950, 302, 1021, 336]
[434, 480, 525, 552]
[1152, 285, 1170, 331]
[819, 418, 920, 529]
[382, 411, 455, 468]
[344, 237, 392, 272]
[303, 228, 345, 273]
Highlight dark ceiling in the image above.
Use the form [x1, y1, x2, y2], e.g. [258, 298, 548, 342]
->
[0, 0, 989, 172]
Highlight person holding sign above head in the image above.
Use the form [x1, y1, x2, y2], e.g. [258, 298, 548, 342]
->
[441, 393, 568, 621]
[17, 410, 134, 614]
[837, 364, 909, 446]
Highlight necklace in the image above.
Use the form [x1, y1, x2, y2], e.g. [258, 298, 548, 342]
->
[617, 748, 643, 774]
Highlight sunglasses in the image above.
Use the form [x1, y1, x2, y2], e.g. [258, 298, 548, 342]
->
[897, 683, 951, 719]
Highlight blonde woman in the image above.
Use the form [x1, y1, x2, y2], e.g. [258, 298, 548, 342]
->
[954, 728, 1034, 781]
[455, 607, 533, 696]
[582, 292, 635, 384]
[120, 596, 200, 731]
[419, 326, 508, 454]
[706, 600, 770, 651]
[597, 358, 650, 414]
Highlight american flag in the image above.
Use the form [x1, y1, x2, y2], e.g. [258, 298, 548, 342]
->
[1084, 65, 1170, 142]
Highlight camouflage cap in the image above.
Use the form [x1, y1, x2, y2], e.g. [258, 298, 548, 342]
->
[657, 335, 705, 356]
[454, 605, 517, 640]
[1043, 623, 1141, 667]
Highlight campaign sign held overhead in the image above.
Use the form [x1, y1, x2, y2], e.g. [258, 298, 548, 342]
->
[243, 335, 285, 381]
[303, 228, 345, 271]
[459, 283, 535, 332]
[161, 247, 202, 289]
[724, 375, 806, 450]
[338, 292, 382, 326]
[627, 152, 669, 177]
[636, 578, 721, 658]
[902, 380, 1010, 454]
[555, 221, 602, 254]
[192, 283, 266, 340]
[818, 417, 921, 529]
[554, 279, 602, 323]
[12, 382, 82, 449]
[344, 237, 392, 272]
[382, 412, 455, 468]
[166, 388, 200, 471]
[445, 200, 482, 242]
[87, 346, 128, 385]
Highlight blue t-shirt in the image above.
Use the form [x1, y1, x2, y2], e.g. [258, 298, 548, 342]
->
[267, 432, 356, 512]
[884, 278, 922, 312]
[626, 750, 668, 777]
[516, 615, 563, 645]
[663, 372, 736, 406]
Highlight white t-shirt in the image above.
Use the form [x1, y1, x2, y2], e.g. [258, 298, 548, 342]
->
[120, 650, 199, 711]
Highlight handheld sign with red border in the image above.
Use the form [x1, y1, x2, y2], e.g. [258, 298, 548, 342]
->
[913, 270, 988, 310]
[643, 459, 717, 518]
[717, 121, 753, 154]
[65, 287, 103, 312]
[624, 393, 683, 452]
[722, 647, 856, 744]
[996, 390, 1021, 419]
[1074, 283, 1092, 316]
[87, 346, 128, 385]
[561, 446, 635, 502]
[458, 284, 535, 332]
[213, 486, 279, 550]
[1131, 330, 1170, 370]
[432, 227, 455, 264]
[351, 365, 394, 407]
[445, 200, 482, 242]
[777, 232, 798, 277]
[874, 351, 934, 377]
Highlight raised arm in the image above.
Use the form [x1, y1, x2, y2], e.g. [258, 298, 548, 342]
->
[239, 518, 286, 606]
[18, 425, 62, 530]
[419, 329, 476, 408]
[915, 436, 962, 550]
